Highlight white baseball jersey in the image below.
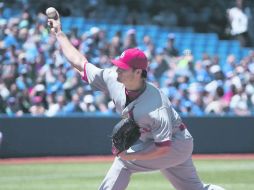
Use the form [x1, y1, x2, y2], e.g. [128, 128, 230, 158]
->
[83, 63, 192, 151]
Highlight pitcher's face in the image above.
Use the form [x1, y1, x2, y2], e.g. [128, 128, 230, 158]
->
[116, 67, 142, 87]
[116, 67, 133, 82]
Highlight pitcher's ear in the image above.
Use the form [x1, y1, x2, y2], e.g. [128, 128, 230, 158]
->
[135, 69, 142, 75]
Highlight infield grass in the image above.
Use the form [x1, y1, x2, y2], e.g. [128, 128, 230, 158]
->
[0, 159, 253, 190]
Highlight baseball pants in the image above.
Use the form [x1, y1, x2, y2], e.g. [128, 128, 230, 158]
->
[98, 139, 212, 190]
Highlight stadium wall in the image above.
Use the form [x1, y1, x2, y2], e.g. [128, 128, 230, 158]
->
[0, 116, 253, 158]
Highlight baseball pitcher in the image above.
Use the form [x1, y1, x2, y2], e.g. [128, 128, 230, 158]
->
[47, 7, 225, 190]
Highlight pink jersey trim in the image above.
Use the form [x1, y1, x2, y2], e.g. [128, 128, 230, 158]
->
[155, 140, 171, 147]
[179, 123, 187, 131]
[82, 62, 88, 82]
[125, 89, 141, 100]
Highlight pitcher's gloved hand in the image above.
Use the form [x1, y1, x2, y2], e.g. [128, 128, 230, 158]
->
[111, 118, 141, 156]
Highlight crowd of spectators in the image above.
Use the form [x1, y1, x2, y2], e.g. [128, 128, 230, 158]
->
[32, 0, 254, 46]
[0, 1, 254, 117]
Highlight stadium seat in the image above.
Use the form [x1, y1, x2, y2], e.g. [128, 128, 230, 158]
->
[193, 38, 206, 46]
[181, 32, 194, 40]
[229, 40, 240, 48]
[241, 48, 252, 57]
[61, 17, 73, 32]
[216, 41, 230, 54]
[193, 51, 203, 60]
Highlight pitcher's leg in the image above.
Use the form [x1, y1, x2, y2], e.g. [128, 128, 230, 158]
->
[99, 157, 131, 190]
[160, 156, 204, 190]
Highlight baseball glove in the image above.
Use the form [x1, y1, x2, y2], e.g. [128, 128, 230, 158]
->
[111, 118, 141, 155]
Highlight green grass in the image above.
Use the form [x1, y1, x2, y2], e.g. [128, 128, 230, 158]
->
[0, 159, 254, 190]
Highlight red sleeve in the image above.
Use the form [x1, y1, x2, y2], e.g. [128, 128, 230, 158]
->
[155, 140, 171, 147]
[81, 62, 88, 82]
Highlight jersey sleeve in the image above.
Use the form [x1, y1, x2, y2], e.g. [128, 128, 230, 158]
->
[151, 107, 173, 144]
[83, 63, 116, 93]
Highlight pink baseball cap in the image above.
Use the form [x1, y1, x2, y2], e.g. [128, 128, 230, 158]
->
[112, 48, 148, 70]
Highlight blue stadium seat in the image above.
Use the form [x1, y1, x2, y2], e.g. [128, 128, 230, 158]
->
[206, 33, 218, 47]
[241, 48, 252, 57]
[136, 32, 145, 42]
[121, 25, 133, 33]
[193, 51, 203, 60]
[107, 30, 116, 40]
[204, 43, 217, 53]
[193, 38, 206, 46]
[205, 33, 218, 41]
[218, 51, 228, 65]
[229, 40, 240, 48]
[61, 17, 73, 32]
[179, 37, 192, 47]
[72, 17, 85, 26]
[135, 25, 146, 33]
[228, 40, 241, 59]
[206, 40, 218, 48]
[71, 17, 85, 33]
[156, 37, 167, 48]
[181, 32, 194, 40]
[216, 41, 230, 54]
[83, 24, 94, 31]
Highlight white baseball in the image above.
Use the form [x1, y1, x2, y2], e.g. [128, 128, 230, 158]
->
[46, 7, 57, 19]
